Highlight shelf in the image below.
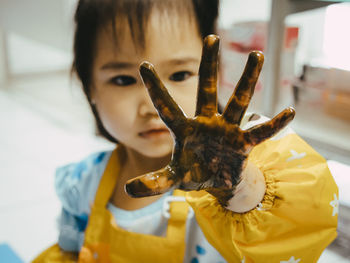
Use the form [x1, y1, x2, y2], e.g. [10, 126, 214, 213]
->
[290, 0, 343, 14]
[291, 105, 350, 164]
[262, 0, 341, 117]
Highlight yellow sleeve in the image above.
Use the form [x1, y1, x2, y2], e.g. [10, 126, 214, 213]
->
[186, 133, 338, 263]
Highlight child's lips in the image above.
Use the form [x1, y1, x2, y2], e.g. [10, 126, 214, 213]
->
[139, 128, 170, 138]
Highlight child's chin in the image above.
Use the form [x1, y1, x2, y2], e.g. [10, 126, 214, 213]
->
[139, 144, 173, 158]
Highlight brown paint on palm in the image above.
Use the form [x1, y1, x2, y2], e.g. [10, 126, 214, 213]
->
[125, 35, 295, 206]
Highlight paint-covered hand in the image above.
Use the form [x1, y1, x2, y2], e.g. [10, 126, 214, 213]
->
[125, 35, 295, 206]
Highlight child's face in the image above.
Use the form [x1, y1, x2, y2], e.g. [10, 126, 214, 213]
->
[92, 12, 203, 158]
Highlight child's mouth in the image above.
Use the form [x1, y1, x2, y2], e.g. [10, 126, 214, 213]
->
[139, 128, 170, 138]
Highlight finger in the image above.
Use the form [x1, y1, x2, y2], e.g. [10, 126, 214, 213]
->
[195, 34, 220, 117]
[222, 51, 264, 125]
[140, 62, 187, 137]
[244, 107, 295, 146]
[125, 166, 177, 198]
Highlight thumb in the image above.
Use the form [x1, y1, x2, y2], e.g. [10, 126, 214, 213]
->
[125, 165, 176, 198]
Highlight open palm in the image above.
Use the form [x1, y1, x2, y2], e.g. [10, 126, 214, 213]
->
[125, 35, 295, 206]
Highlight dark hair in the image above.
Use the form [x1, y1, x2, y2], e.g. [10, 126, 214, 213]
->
[72, 0, 219, 142]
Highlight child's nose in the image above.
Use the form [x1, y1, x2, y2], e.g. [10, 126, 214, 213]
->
[138, 89, 158, 117]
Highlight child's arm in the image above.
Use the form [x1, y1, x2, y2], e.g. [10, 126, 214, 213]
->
[185, 132, 338, 262]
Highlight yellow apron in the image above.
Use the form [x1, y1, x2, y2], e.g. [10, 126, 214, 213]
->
[32, 244, 78, 263]
[33, 148, 190, 263]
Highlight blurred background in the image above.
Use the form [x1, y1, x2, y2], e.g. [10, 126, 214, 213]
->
[0, 0, 349, 262]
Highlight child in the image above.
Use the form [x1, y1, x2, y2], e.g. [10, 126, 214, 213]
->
[33, 0, 338, 262]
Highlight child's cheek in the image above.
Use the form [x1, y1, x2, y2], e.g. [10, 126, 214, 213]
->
[184, 78, 199, 117]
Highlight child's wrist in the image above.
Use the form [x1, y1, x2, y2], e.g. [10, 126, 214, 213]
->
[224, 160, 266, 213]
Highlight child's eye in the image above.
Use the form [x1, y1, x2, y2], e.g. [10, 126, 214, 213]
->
[169, 71, 193, 82]
[110, 75, 136, 86]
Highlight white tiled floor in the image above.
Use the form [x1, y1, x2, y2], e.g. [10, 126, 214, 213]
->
[0, 72, 349, 262]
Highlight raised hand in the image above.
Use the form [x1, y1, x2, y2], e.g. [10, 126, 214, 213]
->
[125, 35, 295, 206]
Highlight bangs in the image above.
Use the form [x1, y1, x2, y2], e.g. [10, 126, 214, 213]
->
[97, 0, 198, 51]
